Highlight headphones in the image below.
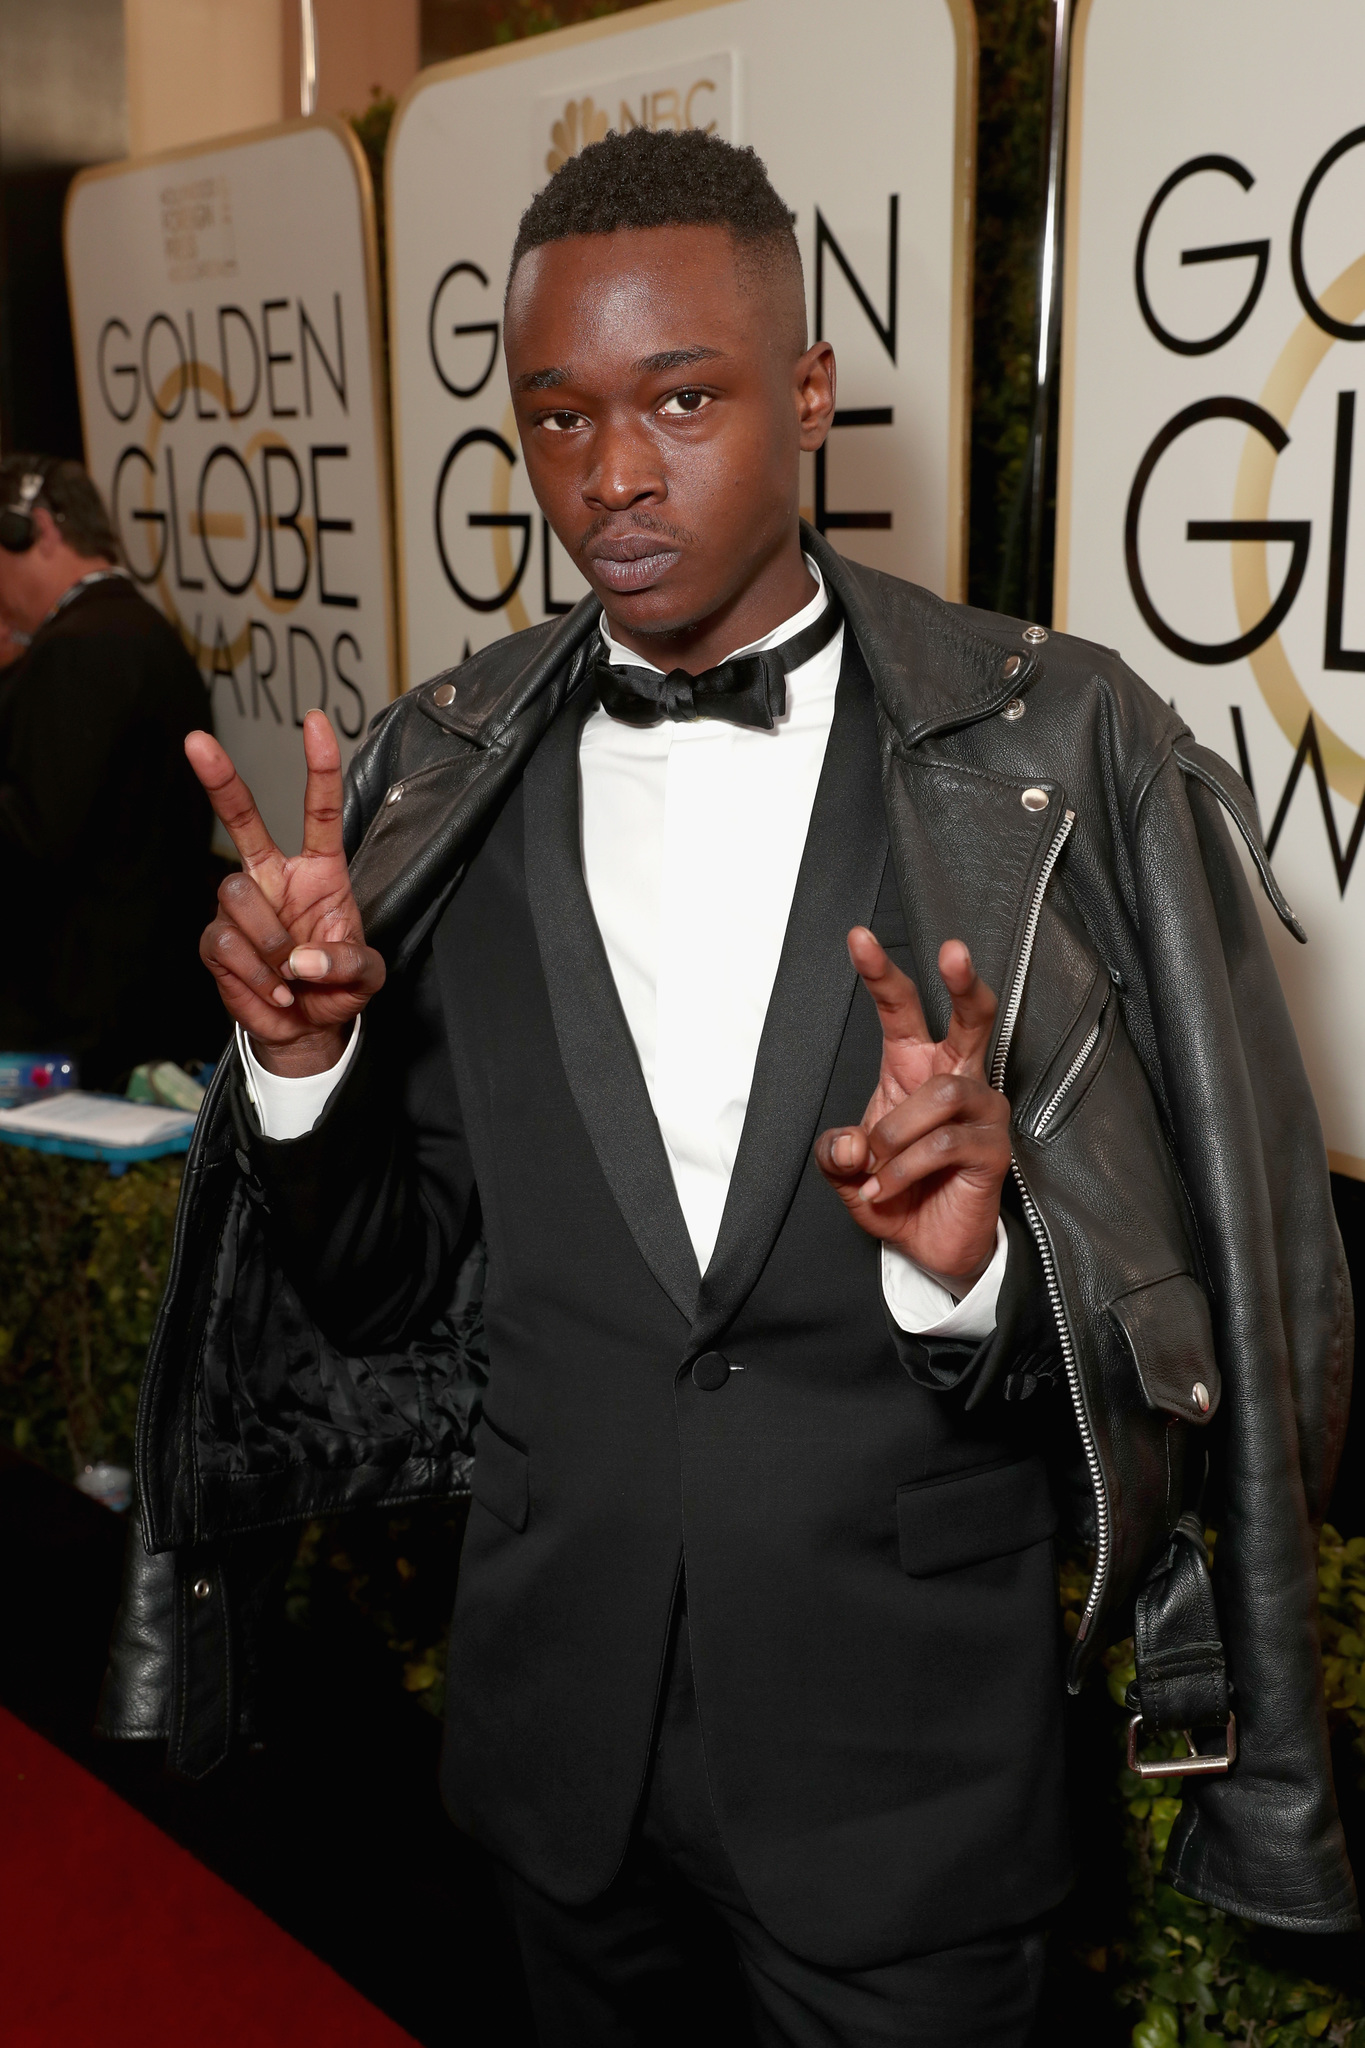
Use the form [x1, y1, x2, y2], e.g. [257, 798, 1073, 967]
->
[0, 470, 51, 554]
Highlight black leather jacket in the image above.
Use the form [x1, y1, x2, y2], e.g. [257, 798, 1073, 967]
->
[103, 531, 1356, 1932]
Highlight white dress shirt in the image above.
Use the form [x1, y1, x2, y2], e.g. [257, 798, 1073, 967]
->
[242, 559, 1005, 1339]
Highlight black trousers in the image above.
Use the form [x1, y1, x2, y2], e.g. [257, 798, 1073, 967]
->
[496, 1605, 1047, 2048]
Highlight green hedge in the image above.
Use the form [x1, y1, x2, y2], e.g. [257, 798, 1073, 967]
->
[0, 1150, 181, 1473]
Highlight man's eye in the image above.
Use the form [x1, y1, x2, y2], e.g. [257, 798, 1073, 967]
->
[541, 411, 588, 433]
[658, 390, 711, 417]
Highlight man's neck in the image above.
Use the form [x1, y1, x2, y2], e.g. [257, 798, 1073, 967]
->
[602, 527, 817, 675]
[27, 555, 117, 635]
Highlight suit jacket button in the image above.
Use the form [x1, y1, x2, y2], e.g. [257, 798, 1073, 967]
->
[692, 1351, 731, 1391]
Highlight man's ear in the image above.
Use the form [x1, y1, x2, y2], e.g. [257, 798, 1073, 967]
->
[796, 340, 837, 452]
[31, 506, 65, 556]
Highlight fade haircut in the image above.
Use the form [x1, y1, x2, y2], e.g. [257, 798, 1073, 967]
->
[509, 128, 806, 345]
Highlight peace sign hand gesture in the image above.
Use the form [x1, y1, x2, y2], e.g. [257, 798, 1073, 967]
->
[814, 929, 1011, 1293]
[186, 709, 385, 1077]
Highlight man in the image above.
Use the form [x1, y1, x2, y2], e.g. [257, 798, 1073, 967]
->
[105, 132, 1354, 2043]
[0, 456, 216, 1087]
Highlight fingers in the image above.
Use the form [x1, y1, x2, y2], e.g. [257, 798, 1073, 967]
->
[814, 1124, 873, 1191]
[185, 729, 287, 911]
[818, 1077, 1007, 1203]
[200, 873, 296, 1025]
[847, 926, 931, 1050]
[299, 708, 346, 862]
[200, 870, 386, 1038]
[937, 939, 998, 1076]
[201, 914, 297, 1035]
[284, 939, 386, 999]
[816, 1079, 1010, 1280]
[862, 1074, 1010, 1195]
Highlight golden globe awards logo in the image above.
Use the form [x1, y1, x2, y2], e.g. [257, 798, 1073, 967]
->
[97, 295, 370, 740]
[535, 52, 732, 184]
[1122, 126, 1365, 890]
[159, 175, 236, 284]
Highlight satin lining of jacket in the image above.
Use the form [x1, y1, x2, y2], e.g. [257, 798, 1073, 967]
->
[194, 1181, 488, 1493]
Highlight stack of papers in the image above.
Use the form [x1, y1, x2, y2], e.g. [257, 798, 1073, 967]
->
[0, 1091, 196, 1147]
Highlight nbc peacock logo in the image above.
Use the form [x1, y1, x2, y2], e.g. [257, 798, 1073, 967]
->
[545, 96, 610, 176]
[536, 54, 732, 186]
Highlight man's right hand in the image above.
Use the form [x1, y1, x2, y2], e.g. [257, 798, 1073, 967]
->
[186, 709, 385, 1077]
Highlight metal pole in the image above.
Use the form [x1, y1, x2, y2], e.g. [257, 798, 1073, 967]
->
[299, 0, 318, 117]
[1024, 0, 1073, 620]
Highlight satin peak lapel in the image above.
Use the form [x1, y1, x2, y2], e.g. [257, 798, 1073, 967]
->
[522, 697, 700, 1324]
[692, 645, 888, 1350]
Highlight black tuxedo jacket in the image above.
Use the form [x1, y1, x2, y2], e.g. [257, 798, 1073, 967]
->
[250, 639, 1070, 1965]
[110, 534, 1355, 1937]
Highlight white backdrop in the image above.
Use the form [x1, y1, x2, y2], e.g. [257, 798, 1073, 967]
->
[65, 119, 395, 852]
[1055, 0, 1365, 1174]
[387, 0, 976, 690]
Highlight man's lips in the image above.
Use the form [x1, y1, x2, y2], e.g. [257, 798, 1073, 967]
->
[585, 535, 683, 593]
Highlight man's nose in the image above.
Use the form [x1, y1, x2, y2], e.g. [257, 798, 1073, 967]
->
[583, 414, 664, 510]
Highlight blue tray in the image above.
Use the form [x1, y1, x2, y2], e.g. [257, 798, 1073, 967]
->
[0, 1122, 193, 1175]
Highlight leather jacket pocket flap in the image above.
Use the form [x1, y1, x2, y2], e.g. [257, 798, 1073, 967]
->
[1108, 1273, 1220, 1425]
[897, 1457, 1057, 1576]
[471, 1415, 529, 1531]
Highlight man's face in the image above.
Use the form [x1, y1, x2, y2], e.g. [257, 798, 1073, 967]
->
[0, 509, 87, 636]
[0, 532, 45, 635]
[503, 225, 835, 642]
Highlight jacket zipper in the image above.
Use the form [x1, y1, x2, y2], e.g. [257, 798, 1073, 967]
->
[989, 812, 1076, 1096]
[990, 808, 1111, 1645]
[1033, 1015, 1102, 1136]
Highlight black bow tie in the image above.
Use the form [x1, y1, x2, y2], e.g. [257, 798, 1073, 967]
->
[593, 596, 843, 730]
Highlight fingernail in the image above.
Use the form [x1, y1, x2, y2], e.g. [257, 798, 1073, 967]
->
[271, 985, 294, 1007]
[858, 1177, 881, 1202]
[835, 1135, 856, 1168]
[290, 948, 330, 977]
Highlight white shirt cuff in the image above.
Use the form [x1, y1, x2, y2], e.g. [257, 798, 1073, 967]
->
[881, 1218, 1007, 1341]
[236, 1018, 361, 1142]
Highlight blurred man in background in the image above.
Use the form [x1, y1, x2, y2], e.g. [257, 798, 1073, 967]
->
[0, 455, 218, 1088]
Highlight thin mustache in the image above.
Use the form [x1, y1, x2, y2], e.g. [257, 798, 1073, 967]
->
[578, 512, 697, 551]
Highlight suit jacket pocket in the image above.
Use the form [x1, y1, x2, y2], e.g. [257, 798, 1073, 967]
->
[471, 1413, 529, 1531]
[897, 1456, 1057, 1576]
[1108, 1271, 1221, 1425]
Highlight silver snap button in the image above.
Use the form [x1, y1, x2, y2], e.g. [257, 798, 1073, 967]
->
[1023, 625, 1049, 645]
[432, 682, 457, 708]
[1021, 786, 1049, 812]
[1193, 1381, 1211, 1413]
[1002, 697, 1026, 722]
[1001, 653, 1022, 679]
[386, 783, 404, 805]
[193, 1577, 212, 1601]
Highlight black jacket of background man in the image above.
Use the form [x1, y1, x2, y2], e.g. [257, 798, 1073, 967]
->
[104, 530, 1357, 1949]
[0, 576, 217, 1087]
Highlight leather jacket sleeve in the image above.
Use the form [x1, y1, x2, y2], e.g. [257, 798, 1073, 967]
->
[1132, 747, 1356, 1931]
[244, 944, 480, 1356]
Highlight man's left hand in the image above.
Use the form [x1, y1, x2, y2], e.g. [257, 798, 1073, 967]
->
[814, 930, 1011, 1294]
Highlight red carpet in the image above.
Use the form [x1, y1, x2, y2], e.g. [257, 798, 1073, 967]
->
[0, 1706, 419, 2046]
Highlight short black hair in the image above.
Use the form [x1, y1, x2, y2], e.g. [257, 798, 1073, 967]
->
[509, 127, 801, 293]
[0, 454, 119, 562]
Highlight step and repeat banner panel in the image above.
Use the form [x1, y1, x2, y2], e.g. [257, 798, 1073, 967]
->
[66, 119, 395, 852]
[387, 0, 975, 689]
[1055, 0, 1365, 1174]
